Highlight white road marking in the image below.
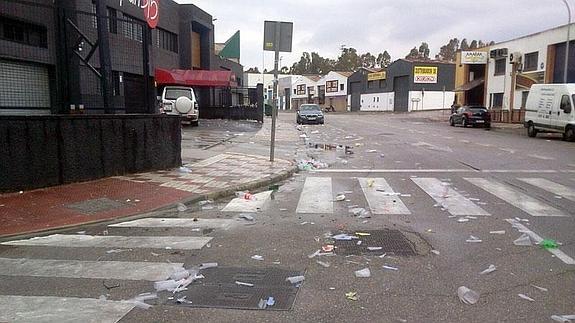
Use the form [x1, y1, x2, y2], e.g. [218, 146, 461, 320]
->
[482, 170, 559, 173]
[358, 178, 410, 214]
[312, 169, 474, 173]
[109, 218, 235, 230]
[505, 219, 575, 265]
[222, 190, 273, 212]
[518, 178, 575, 202]
[465, 178, 567, 217]
[0, 258, 183, 281]
[412, 141, 453, 153]
[411, 178, 489, 216]
[0, 295, 134, 323]
[476, 143, 492, 147]
[1, 234, 212, 250]
[528, 154, 556, 161]
[296, 177, 333, 214]
[499, 148, 516, 154]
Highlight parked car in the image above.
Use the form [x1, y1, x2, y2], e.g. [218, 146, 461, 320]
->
[450, 106, 491, 128]
[296, 104, 325, 124]
[159, 86, 199, 126]
[524, 84, 575, 141]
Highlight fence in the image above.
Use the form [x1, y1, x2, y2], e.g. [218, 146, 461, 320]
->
[490, 108, 525, 123]
[201, 85, 264, 122]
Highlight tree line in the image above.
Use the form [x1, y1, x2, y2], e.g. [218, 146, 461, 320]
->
[244, 38, 495, 75]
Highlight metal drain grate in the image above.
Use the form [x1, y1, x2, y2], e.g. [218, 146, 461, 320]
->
[66, 198, 128, 214]
[172, 267, 304, 310]
[334, 229, 417, 256]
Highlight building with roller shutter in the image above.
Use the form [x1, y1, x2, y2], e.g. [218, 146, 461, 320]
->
[0, 0, 225, 115]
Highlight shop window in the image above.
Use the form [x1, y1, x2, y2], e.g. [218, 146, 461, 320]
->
[494, 58, 506, 76]
[326, 80, 338, 93]
[0, 16, 47, 48]
[523, 52, 538, 72]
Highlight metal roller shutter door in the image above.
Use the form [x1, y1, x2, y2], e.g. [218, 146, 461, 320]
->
[0, 60, 50, 112]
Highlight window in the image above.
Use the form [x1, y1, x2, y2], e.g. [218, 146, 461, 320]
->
[560, 95, 572, 113]
[123, 14, 143, 42]
[107, 8, 117, 34]
[494, 58, 506, 76]
[293, 88, 297, 95]
[340, 83, 344, 91]
[368, 80, 378, 89]
[523, 52, 538, 72]
[521, 91, 529, 108]
[326, 80, 338, 93]
[112, 71, 120, 96]
[0, 16, 47, 48]
[156, 28, 178, 53]
[296, 84, 306, 95]
[492, 93, 503, 108]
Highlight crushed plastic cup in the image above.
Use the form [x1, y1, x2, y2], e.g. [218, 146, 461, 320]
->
[345, 291, 358, 301]
[286, 275, 305, 284]
[335, 194, 346, 201]
[200, 262, 218, 269]
[539, 239, 559, 249]
[513, 233, 532, 246]
[154, 279, 180, 292]
[251, 255, 264, 261]
[479, 264, 497, 275]
[457, 286, 480, 305]
[176, 203, 187, 212]
[354, 268, 371, 278]
[518, 293, 535, 302]
[466, 235, 482, 243]
[235, 191, 255, 200]
[169, 269, 190, 281]
[177, 166, 192, 173]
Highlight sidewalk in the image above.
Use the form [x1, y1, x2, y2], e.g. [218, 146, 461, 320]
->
[0, 150, 295, 238]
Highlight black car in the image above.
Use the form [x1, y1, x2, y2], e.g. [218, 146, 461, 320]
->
[450, 106, 491, 128]
[296, 104, 325, 125]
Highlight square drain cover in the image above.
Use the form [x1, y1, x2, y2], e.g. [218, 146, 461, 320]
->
[66, 198, 128, 214]
[172, 267, 303, 310]
[334, 229, 416, 256]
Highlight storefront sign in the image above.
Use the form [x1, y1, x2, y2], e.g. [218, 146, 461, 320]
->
[461, 51, 488, 64]
[119, 0, 159, 29]
[367, 71, 386, 81]
[413, 66, 437, 84]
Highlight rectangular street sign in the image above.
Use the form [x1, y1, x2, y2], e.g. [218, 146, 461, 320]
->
[413, 66, 438, 84]
[263, 21, 293, 52]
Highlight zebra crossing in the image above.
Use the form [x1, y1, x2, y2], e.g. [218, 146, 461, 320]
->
[0, 216, 235, 322]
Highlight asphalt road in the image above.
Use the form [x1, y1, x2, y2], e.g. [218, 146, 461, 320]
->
[1, 112, 574, 323]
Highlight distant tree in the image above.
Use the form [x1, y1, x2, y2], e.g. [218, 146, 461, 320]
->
[488, 41, 496, 46]
[405, 47, 420, 59]
[376, 51, 392, 67]
[289, 52, 312, 75]
[263, 68, 268, 73]
[360, 52, 377, 68]
[334, 47, 362, 72]
[478, 40, 486, 48]
[460, 38, 470, 51]
[418, 42, 430, 59]
[245, 67, 260, 73]
[469, 40, 478, 49]
[435, 38, 459, 61]
[280, 66, 289, 74]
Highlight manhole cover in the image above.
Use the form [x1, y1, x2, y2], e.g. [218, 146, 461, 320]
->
[334, 229, 417, 256]
[172, 267, 304, 310]
[66, 198, 128, 214]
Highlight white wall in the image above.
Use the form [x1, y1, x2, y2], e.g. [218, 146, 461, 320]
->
[321, 72, 348, 97]
[486, 23, 575, 110]
[408, 91, 454, 111]
[360, 92, 394, 111]
[292, 76, 317, 99]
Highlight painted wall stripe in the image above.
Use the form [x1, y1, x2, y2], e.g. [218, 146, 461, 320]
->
[358, 178, 410, 215]
[411, 178, 490, 216]
[296, 177, 333, 214]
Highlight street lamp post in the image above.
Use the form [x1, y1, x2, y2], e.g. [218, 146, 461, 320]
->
[563, 0, 572, 83]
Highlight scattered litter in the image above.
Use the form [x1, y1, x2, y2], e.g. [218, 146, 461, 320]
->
[367, 179, 375, 187]
[279, 208, 288, 211]
[354, 268, 371, 278]
[366, 149, 377, 153]
[286, 275, 305, 284]
[513, 233, 532, 246]
[457, 218, 470, 223]
[235, 191, 255, 200]
[431, 250, 440, 255]
[154, 279, 180, 292]
[177, 166, 192, 174]
[169, 269, 190, 281]
[490, 231, 506, 235]
[316, 260, 331, 268]
[400, 194, 412, 197]
[76, 231, 86, 235]
[176, 203, 187, 212]
[99, 295, 107, 301]
[479, 264, 497, 275]
[539, 239, 559, 249]
[176, 296, 192, 304]
[151, 252, 160, 257]
[350, 207, 371, 218]
[367, 247, 383, 251]
[103, 281, 120, 290]
[378, 253, 387, 259]
[376, 191, 401, 196]
[551, 314, 575, 322]
[201, 205, 214, 210]
[382, 265, 398, 271]
[530, 284, 548, 292]
[466, 216, 478, 220]
[198, 200, 213, 206]
[515, 217, 529, 222]
[299, 134, 308, 138]
[333, 233, 359, 240]
[356, 240, 362, 246]
[126, 199, 131, 202]
[466, 235, 482, 243]
[322, 245, 334, 252]
[200, 262, 218, 269]
[238, 214, 255, 221]
[235, 281, 254, 287]
[251, 255, 264, 261]
[345, 291, 358, 301]
[335, 194, 346, 201]
[554, 195, 563, 199]
[311, 130, 319, 134]
[297, 158, 328, 171]
[457, 286, 480, 305]
[518, 293, 535, 302]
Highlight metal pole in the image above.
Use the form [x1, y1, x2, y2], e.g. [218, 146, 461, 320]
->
[142, 24, 152, 113]
[270, 22, 280, 162]
[563, 0, 572, 83]
[95, 0, 114, 113]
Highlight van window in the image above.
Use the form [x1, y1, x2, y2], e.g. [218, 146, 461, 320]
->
[560, 95, 572, 113]
[165, 88, 193, 100]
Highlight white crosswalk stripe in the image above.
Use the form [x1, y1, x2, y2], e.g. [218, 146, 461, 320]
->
[411, 178, 490, 216]
[358, 178, 410, 214]
[0, 258, 183, 281]
[109, 218, 235, 230]
[222, 190, 273, 212]
[465, 178, 568, 217]
[0, 295, 135, 323]
[296, 177, 333, 214]
[1, 234, 212, 250]
[518, 178, 575, 202]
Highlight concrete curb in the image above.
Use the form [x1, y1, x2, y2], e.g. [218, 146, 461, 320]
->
[0, 163, 298, 241]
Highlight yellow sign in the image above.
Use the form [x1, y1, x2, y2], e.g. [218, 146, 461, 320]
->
[414, 66, 438, 83]
[367, 71, 386, 81]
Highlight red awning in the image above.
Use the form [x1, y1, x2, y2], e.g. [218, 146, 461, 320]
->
[155, 68, 237, 87]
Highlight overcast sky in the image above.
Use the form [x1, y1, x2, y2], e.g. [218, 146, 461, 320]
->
[176, 0, 569, 71]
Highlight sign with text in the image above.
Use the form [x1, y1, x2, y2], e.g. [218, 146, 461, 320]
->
[263, 21, 293, 52]
[119, 0, 159, 28]
[461, 51, 488, 64]
[367, 71, 386, 81]
[413, 66, 438, 84]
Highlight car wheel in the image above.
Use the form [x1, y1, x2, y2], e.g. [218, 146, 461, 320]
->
[462, 118, 468, 128]
[449, 118, 455, 127]
[527, 123, 538, 138]
[565, 126, 575, 142]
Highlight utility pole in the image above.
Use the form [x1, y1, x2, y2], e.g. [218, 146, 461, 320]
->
[95, 0, 114, 114]
[269, 22, 280, 162]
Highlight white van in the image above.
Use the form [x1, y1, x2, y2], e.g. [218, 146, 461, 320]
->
[524, 84, 575, 141]
[160, 86, 199, 126]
